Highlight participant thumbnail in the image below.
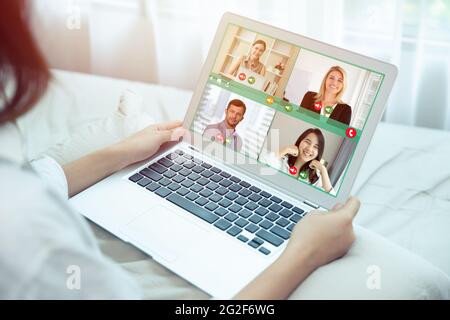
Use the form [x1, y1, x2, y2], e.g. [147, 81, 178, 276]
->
[211, 24, 300, 98]
[284, 48, 383, 130]
[191, 84, 276, 159]
[258, 111, 356, 195]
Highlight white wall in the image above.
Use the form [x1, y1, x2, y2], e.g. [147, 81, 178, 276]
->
[30, 0, 158, 83]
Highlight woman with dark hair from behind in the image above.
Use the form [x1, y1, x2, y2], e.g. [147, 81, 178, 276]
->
[0, 0, 358, 299]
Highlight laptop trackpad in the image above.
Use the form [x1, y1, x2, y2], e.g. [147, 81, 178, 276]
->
[120, 204, 200, 263]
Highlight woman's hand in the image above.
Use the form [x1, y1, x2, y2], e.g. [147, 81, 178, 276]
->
[234, 197, 360, 299]
[309, 159, 333, 192]
[63, 120, 185, 197]
[283, 197, 359, 269]
[279, 145, 298, 158]
[116, 120, 185, 166]
[309, 159, 325, 172]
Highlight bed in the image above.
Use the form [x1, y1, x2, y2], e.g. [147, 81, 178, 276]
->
[16, 69, 450, 299]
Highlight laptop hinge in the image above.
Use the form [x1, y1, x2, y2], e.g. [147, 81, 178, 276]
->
[303, 200, 320, 210]
[188, 145, 200, 152]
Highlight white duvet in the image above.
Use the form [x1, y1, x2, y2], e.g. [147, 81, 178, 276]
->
[16, 70, 450, 299]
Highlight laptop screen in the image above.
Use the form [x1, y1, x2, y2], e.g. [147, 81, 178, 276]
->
[189, 23, 385, 198]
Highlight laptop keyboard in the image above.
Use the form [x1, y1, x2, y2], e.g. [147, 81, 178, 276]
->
[128, 149, 309, 256]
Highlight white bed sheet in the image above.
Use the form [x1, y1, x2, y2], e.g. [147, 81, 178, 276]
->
[353, 123, 450, 277]
[16, 70, 450, 299]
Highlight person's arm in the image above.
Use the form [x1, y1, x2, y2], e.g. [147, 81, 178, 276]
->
[63, 121, 185, 197]
[309, 160, 333, 193]
[318, 167, 333, 193]
[228, 56, 243, 77]
[234, 197, 359, 299]
[277, 146, 298, 159]
[260, 65, 266, 77]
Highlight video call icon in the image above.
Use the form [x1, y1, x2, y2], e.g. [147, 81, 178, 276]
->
[299, 171, 308, 179]
[288, 166, 298, 175]
[238, 73, 246, 81]
[345, 127, 357, 139]
[325, 106, 333, 114]
[248, 76, 256, 85]
[313, 102, 322, 111]
[284, 104, 293, 112]
[216, 133, 225, 142]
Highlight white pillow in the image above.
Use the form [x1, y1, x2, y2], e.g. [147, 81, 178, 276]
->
[44, 89, 155, 165]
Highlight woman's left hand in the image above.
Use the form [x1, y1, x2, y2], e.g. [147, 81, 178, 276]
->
[64, 120, 186, 197]
[309, 159, 333, 193]
[309, 159, 325, 172]
[116, 120, 186, 166]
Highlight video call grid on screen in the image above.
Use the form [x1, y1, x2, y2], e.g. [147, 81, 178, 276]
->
[190, 23, 385, 197]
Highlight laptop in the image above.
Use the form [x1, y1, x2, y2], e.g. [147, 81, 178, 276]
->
[69, 13, 397, 298]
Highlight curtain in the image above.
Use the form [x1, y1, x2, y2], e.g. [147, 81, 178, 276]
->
[31, 0, 450, 130]
[31, 0, 158, 83]
[145, 0, 450, 130]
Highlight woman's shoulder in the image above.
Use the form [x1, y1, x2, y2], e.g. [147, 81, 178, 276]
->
[300, 91, 318, 108]
[333, 103, 352, 124]
[305, 91, 317, 98]
[336, 103, 351, 110]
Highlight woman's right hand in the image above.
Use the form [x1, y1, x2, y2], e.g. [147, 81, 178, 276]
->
[234, 197, 360, 300]
[282, 197, 360, 270]
[280, 146, 298, 158]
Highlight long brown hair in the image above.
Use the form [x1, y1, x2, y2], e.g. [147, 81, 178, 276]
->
[0, 0, 50, 124]
[287, 128, 325, 184]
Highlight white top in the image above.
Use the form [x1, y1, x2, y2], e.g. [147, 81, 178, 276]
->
[260, 150, 336, 195]
[0, 122, 141, 299]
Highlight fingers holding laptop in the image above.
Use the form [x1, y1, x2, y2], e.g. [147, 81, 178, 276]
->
[284, 196, 360, 269]
[62, 120, 186, 197]
[234, 196, 360, 300]
[154, 120, 186, 143]
[117, 120, 186, 165]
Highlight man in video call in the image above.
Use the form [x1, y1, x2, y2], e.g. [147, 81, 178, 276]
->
[203, 99, 246, 152]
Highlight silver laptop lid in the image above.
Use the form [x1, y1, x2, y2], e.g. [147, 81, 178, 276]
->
[182, 12, 397, 209]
